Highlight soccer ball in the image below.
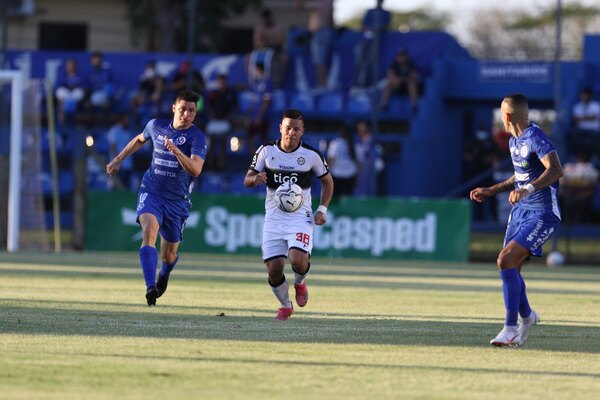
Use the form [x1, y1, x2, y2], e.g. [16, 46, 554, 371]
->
[275, 182, 304, 212]
[546, 251, 565, 268]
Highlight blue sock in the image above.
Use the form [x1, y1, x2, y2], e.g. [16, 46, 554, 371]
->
[139, 246, 158, 289]
[518, 272, 532, 319]
[500, 268, 520, 326]
[159, 256, 178, 277]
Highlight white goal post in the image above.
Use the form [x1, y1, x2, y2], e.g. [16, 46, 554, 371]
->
[1, 70, 24, 252]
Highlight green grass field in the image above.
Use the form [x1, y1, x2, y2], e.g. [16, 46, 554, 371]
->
[1, 252, 599, 400]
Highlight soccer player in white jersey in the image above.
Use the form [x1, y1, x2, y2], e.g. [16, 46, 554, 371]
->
[470, 94, 563, 346]
[244, 109, 334, 321]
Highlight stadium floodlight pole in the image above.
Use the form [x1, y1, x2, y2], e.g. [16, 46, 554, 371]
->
[553, 0, 562, 150]
[186, 0, 198, 90]
[2, 69, 24, 252]
[551, 0, 563, 254]
[369, 2, 382, 196]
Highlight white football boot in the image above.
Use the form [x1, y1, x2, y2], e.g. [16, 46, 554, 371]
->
[490, 326, 520, 347]
[517, 310, 540, 346]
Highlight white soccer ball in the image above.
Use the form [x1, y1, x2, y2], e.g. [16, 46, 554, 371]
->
[275, 182, 304, 212]
[546, 251, 565, 268]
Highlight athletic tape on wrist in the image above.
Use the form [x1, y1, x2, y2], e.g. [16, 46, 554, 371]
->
[317, 205, 328, 214]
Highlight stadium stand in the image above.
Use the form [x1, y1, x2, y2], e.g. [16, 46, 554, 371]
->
[7, 32, 600, 229]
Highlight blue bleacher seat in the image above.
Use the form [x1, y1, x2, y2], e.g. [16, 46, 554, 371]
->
[197, 172, 227, 193]
[289, 91, 315, 112]
[238, 91, 258, 113]
[42, 171, 74, 195]
[346, 92, 371, 115]
[318, 91, 344, 114]
[271, 90, 286, 113]
[386, 96, 411, 115]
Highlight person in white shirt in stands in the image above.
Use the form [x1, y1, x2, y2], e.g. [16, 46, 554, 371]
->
[327, 125, 358, 196]
[570, 87, 600, 155]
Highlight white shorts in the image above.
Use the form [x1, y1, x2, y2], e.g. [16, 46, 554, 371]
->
[262, 216, 314, 262]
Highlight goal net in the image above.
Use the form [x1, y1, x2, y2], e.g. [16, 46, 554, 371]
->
[0, 71, 50, 251]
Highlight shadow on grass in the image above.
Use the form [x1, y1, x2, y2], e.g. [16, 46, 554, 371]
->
[2, 302, 599, 355]
[22, 351, 600, 380]
[1, 266, 598, 296]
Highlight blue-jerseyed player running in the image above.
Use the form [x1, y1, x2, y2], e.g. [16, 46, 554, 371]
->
[106, 90, 208, 306]
[470, 94, 564, 347]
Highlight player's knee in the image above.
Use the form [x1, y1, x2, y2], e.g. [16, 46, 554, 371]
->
[288, 256, 309, 274]
[267, 269, 284, 284]
[497, 253, 514, 270]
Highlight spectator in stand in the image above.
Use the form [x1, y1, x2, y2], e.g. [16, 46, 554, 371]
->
[131, 60, 165, 126]
[107, 114, 134, 190]
[206, 73, 238, 170]
[295, 0, 335, 90]
[354, 120, 384, 196]
[353, 0, 392, 89]
[463, 126, 503, 222]
[55, 58, 86, 125]
[380, 47, 420, 114]
[327, 125, 358, 196]
[569, 87, 600, 155]
[251, 8, 287, 89]
[246, 62, 272, 156]
[86, 52, 116, 117]
[170, 60, 205, 94]
[559, 150, 599, 224]
[170, 60, 206, 127]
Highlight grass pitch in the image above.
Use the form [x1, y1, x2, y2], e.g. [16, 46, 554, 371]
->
[1, 252, 599, 400]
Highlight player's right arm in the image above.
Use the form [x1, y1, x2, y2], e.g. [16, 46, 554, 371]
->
[244, 169, 267, 188]
[106, 133, 146, 176]
[470, 175, 515, 203]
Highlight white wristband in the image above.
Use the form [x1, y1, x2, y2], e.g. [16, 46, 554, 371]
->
[524, 183, 535, 194]
[316, 205, 328, 214]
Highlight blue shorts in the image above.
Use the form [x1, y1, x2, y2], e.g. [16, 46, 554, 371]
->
[503, 206, 560, 257]
[136, 191, 191, 243]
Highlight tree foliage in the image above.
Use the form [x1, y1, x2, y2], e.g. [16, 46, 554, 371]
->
[464, 2, 600, 60]
[121, 0, 262, 52]
[342, 8, 449, 32]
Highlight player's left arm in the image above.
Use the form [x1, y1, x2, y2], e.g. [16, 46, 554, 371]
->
[509, 150, 564, 205]
[314, 173, 333, 226]
[532, 151, 564, 189]
[164, 139, 204, 177]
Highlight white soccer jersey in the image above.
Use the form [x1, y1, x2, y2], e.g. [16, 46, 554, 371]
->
[250, 140, 329, 220]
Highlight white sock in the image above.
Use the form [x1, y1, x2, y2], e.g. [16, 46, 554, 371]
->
[294, 272, 307, 286]
[271, 279, 291, 308]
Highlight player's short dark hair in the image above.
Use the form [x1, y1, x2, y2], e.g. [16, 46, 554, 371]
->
[505, 93, 528, 107]
[175, 89, 200, 104]
[283, 109, 304, 121]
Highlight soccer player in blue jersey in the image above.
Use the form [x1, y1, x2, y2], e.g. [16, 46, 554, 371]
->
[244, 109, 333, 321]
[106, 90, 208, 306]
[470, 94, 563, 346]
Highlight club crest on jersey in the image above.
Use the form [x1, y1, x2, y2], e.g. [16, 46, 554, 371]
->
[297, 157, 305, 165]
[519, 146, 529, 157]
[175, 136, 186, 145]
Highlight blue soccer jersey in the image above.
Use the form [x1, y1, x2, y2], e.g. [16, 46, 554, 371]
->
[140, 119, 208, 200]
[509, 123, 561, 219]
